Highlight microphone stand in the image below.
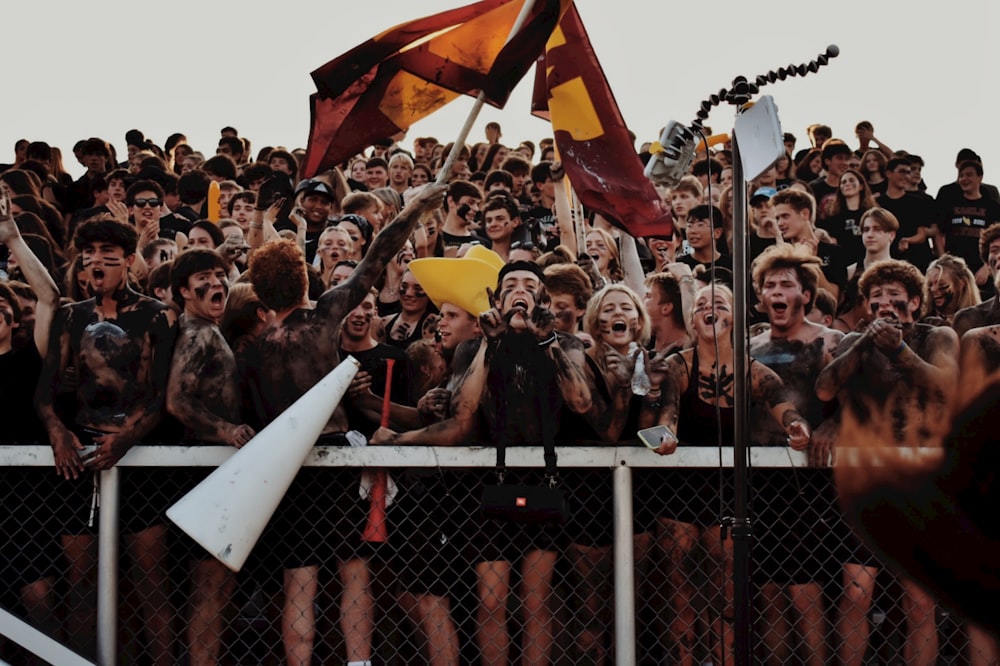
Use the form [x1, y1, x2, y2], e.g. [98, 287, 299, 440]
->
[682, 47, 839, 666]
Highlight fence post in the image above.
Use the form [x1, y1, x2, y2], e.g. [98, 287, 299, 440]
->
[97, 467, 120, 666]
[613, 460, 636, 666]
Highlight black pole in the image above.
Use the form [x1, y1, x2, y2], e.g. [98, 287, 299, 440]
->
[728, 78, 753, 666]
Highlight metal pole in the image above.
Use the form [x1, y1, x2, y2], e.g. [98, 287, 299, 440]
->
[434, 0, 539, 186]
[97, 468, 120, 666]
[613, 462, 636, 666]
[730, 131, 753, 665]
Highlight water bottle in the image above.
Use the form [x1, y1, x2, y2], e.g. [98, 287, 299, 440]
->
[630, 342, 651, 396]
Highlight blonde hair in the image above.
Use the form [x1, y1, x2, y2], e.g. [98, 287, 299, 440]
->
[583, 284, 651, 347]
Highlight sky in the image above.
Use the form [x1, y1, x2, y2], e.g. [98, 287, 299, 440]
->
[3, 0, 997, 192]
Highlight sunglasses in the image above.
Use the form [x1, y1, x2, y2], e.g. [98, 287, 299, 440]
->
[133, 198, 161, 208]
[510, 241, 537, 251]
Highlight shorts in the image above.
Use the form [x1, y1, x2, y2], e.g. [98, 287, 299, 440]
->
[463, 469, 565, 564]
[650, 465, 733, 528]
[390, 470, 466, 597]
[265, 465, 372, 571]
[1, 468, 62, 591]
[563, 467, 650, 548]
[60, 425, 173, 535]
[752, 468, 840, 585]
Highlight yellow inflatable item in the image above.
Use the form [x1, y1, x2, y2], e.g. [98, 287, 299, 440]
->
[408, 246, 504, 317]
[207, 180, 221, 222]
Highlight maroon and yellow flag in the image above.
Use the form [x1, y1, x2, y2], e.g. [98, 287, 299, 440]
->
[532, 5, 672, 237]
[302, 0, 570, 177]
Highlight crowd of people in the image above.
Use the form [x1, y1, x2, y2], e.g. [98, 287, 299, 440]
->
[1, 118, 999, 665]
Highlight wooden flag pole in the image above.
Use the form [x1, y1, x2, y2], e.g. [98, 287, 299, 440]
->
[435, 0, 540, 185]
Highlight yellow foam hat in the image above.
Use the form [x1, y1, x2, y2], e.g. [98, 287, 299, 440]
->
[408, 246, 504, 317]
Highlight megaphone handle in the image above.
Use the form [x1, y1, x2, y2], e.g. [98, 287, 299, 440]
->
[380, 359, 394, 428]
[363, 358, 394, 543]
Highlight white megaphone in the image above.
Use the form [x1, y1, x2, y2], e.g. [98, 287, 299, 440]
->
[167, 356, 361, 572]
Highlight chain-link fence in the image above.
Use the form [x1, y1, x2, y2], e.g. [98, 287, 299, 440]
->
[0, 444, 978, 665]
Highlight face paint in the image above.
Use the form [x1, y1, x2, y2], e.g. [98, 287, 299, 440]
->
[0, 310, 12, 326]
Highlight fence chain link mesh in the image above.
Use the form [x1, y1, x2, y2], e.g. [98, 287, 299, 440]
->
[1, 448, 975, 665]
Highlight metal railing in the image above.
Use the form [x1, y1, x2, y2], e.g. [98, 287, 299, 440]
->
[1, 444, 968, 665]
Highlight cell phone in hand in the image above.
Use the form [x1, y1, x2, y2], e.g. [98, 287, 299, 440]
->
[638, 425, 676, 450]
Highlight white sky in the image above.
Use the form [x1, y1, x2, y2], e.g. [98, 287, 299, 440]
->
[3, 0, 997, 192]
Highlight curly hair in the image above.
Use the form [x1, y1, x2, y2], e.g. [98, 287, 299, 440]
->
[857, 259, 926, 318]
[979, 223, 1000, 265]
[248, 240, 308, 312]
[750, 243, 823, 314]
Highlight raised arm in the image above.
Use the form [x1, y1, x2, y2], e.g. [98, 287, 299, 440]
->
[0, 192, 59, 356]
[550, 162, 577, 257]
[317, 184, 446, 322]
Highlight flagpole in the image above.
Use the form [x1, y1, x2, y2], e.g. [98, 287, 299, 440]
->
[435, 0, 540, 185]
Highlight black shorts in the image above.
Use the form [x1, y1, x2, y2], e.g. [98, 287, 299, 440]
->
[264, 466, 373, 570]
[463, 469, 564, 564]
[60, 425, 172, 535]
[1, 468, 62, 591]
[752, 468, 840, 585]
[563, 468, 650, 548]
[390, 470, 466, 597]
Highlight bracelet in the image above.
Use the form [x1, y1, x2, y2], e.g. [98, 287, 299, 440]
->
[538, 333, 557, 347]
[888, 341, 907, 359]
[678, 276, 694, 284]
[249, 223, 264, 230]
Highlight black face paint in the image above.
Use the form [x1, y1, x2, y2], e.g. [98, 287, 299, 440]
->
[0, 310, 12, 326]
[870, 298, 908, 319]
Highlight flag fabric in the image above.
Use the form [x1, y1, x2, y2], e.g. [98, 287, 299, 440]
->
[302, 0, 569, 177]
[532, 5, 672, 238]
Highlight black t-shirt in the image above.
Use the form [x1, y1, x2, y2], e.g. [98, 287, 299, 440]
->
[338, 343, 410, 438]
[525, 204, 557, 248]
[877, 192, 935, 272]
[678, 253, 734, 276]
[814, 240, 849, 293]
[819, 208, 866, 265]
[809, 177, 839, 220]
[0, 344, 45, 443]
[937, 181, 1000, 207]
[441, 229, 491, 251]
[937, 192, 1000, 272]
[159, 212, 194, 241]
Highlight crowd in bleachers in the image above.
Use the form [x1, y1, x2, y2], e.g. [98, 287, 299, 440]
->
[2, 119, 999, 665]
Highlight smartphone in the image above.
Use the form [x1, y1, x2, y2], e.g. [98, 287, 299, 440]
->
[638, 425, 677, 450]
